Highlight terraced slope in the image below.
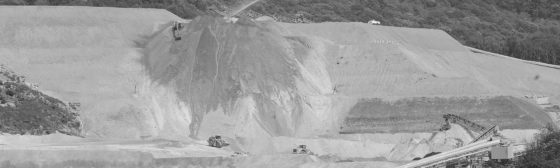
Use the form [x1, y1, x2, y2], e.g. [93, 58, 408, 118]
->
[282, 22, 560, 100]
[144, 16, 560, 154]
[279, 22, 560, 133]
[1, 6, 559, 158]
[0, 6, 185, 139]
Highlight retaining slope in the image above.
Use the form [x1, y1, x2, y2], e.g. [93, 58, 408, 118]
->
[280, 22, 560, 133]
[2, 6, 559, 157]
[0, 6, 186, 139]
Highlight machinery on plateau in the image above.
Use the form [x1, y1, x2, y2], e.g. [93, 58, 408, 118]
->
[207, 135, 229, 148]
[292, 145, 313, 155]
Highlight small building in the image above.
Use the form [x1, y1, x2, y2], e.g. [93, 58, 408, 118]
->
[224, 17, 239, 23]
[6, 102, 16, 108]
[368, 19, 381, 25]
[536, 96, 550, 105]
[490, 145, 514, 160]
[255, 16, 275, 22]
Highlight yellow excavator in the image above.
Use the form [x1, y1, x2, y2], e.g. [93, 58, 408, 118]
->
[171, 21, 184, 41]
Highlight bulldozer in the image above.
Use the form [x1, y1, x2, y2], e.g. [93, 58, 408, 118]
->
[207, 135, 229, 148]
[292, 145, 313, 155]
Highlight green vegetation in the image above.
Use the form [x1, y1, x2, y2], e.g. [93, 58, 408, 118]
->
[0, 67, 81, 136]
[250, 0, 560, 65]
[0, 81, 82, 136]
[517, 124, 560, 168]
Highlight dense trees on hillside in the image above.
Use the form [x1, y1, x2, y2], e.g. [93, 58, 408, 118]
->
[0, 67, 82, 136]
[517, 124, 560, 168]
[250, 0, 560, 65]
[2, 0, 559, 65]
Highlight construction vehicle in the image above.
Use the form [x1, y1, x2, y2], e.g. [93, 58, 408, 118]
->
[292, 145, 313, 155]
[368, 19, 381, 25]
[171, 21, 183, 41]
[231, 151, 249, 157]
[441, 114, 486, 132]
[207, 135, 229, 148]
[400, 115, 519, 167]
[440, 114, 501, 144]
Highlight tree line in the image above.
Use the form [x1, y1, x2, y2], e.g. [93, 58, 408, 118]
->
[3, 0, 559, 65]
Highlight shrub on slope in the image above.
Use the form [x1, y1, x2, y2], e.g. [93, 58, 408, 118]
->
[517, 124, 560, 168]
[0, 68, 82, 136]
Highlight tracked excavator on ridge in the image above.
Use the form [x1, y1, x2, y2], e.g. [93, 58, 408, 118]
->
[171, 21, 184, 41]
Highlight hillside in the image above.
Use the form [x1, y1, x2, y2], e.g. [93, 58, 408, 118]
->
[250, 0, 560, 66]
[0, 6, 183, 139]
[0, 65, 81, 136]
[147, 14, 560, 154]
[4, 0, 557, 67]
[1, 5, 559, 144]
[0, 6, 559, 167]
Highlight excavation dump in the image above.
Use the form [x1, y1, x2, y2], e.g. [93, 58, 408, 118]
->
[0, 6, 559, 168]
